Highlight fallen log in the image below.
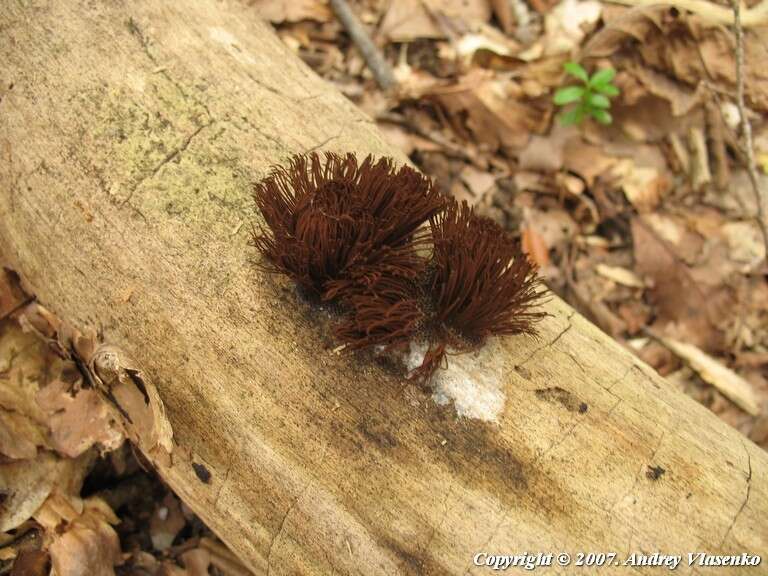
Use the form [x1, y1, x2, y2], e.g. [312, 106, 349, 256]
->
[1, 1, 766, 574]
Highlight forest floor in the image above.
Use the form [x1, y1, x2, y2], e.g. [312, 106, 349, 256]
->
[2, 0, 767, 574]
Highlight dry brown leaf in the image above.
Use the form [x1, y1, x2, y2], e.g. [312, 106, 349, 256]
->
[456, 27, 521, 64]
[617, 301, 650, 334]
[10, 549, 50, 576]
[586, 6, 768, 112]
[658, 336, 761, 415]
[514, 171, 554, 195]
[251, 0, 332, 24]
[629, 66, 705, 117]
[459, 165, 496, 201]
[377, 123, 417, 156]
[1, 305, 125, 459]
[379, 0, 443, 41]
[180, 548, 212, 576]
[541, 0, 601, 55]
[125, 551, 161, 574]
[584, 5, 667, 57]
[47, 497, 122, 576]
[518, 134, 565, 173]
[0, 318, 99, 532]
[526, 208, 578, 249]
[36, 376, 124, 458]
[2, 447, 92, 535]
[612, 159, 671, 212]
[721, 221, 766, 268]
[391, 63, 442, 99]
[0, 454, 60, 532]
[642, 212, 705, 265]
[0, 412, 42, 460]
[562, 140, 617, 186]
[521, 225, 550, 268]
[631, 217, 723, 350]
[12, 301, 174, 464]
[0, 323, 53, 460]
[429, 71, 539, 151]
[380, 0, 492, 42]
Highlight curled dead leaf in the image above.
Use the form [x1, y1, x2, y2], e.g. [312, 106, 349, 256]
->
[89, 345, 173, 460]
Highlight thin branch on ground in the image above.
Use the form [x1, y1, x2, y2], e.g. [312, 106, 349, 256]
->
[376, 111, 484, 167]
[329, 0, 397, 91]
[731, 0, 768, 260]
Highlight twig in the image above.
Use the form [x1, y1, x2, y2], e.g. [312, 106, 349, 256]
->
[689, 126, 711, 190]
[705, 101, 730, 191]
[731, 0, 768, 260]
[376, 111, 484, 167]
[329, 0, 397, 91]
[605, 0, 768, 26]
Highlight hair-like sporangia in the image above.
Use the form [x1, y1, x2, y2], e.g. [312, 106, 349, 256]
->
[252, 154, 546, 383]
[251, 152, 444, 302]
[410, 199, 546, 378]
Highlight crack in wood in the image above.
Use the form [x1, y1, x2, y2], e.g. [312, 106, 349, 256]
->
[517, 309, 576, 368]
[720, 438, 753, 547]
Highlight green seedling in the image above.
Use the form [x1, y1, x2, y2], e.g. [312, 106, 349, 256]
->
[554, 62, 619, 126]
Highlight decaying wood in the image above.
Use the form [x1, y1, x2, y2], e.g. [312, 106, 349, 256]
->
[1, 2, 766, 574]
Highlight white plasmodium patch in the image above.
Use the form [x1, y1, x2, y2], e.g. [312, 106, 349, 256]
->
[406, 341, 506, 422]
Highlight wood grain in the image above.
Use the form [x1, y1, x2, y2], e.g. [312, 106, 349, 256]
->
[1, 1, 765, 573]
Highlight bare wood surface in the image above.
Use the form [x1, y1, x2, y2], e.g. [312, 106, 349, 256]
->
[1, 1, 766, 574]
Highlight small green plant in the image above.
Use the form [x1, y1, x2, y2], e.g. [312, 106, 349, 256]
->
[554, 62, 619, 126]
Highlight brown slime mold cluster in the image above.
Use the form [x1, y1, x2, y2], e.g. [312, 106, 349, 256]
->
[251, 152, 546, 381]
